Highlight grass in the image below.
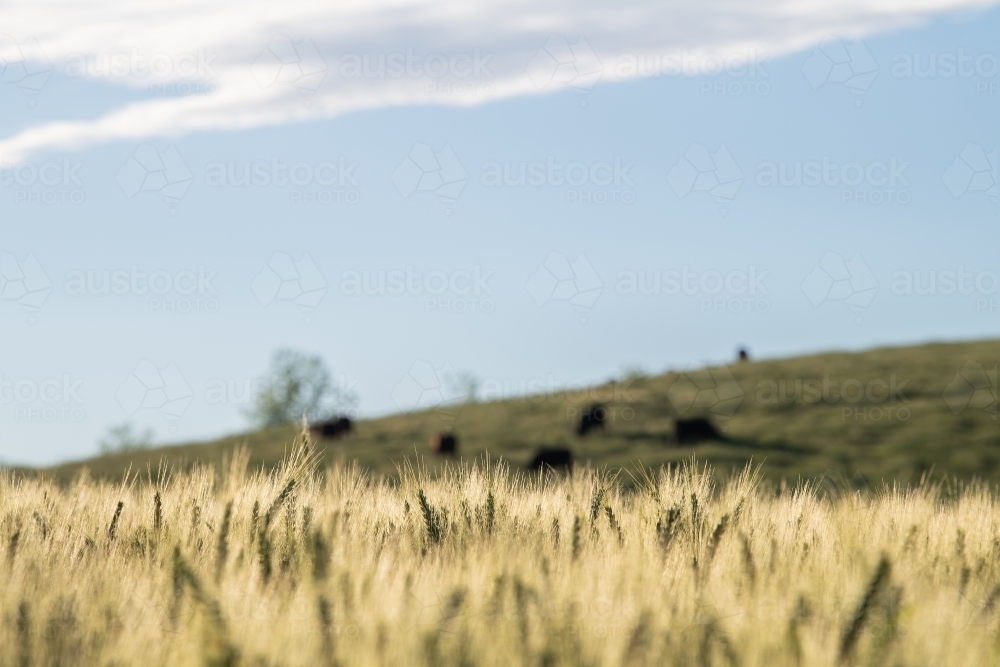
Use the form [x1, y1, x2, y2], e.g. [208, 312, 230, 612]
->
[26, 338, 999, 487]
[3, 340, 995, 665]
[4, 440, 1000, 666]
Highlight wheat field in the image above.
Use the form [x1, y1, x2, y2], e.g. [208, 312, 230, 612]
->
[3, 437, 1000, 667]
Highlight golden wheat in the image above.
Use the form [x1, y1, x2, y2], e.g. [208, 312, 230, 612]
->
[2, 439, 999, 666]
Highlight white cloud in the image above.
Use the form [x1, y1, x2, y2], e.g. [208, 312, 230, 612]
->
[0, 0, 997, 160]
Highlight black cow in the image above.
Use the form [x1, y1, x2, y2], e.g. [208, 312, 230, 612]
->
[430, 432, 458, 455]
[309, 416, 353, 440]
[575, 404, 606, 436]
[529, 448, 573, 471]
[738, 348, 750, 362]
[674, 417, 723, 444]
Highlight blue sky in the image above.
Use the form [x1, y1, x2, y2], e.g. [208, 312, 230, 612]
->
[1, 1, 998, 465]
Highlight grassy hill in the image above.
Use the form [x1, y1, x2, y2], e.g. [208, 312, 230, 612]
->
[21, 339, 1000, 486]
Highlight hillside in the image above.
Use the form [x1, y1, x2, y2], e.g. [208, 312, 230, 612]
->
[24, 339, 1000, 486]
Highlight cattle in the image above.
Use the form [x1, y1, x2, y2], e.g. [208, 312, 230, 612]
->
[529, 448, 573, 471]
[575, 404, 606, 436]
[674, 417, 723, 444]
[309, 416, 353, 440]
[430, 432, 458, 455]
[738, 348, 750, 362]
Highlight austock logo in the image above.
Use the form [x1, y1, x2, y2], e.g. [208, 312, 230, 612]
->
[756, 156, 911, 205]
[801, 35, 878, 106]
[339, 265, 496, 315]
[612, 47, 769, 98]
[204, 157, 361, 204]
[64, 48, 220, 96]
[526, 35, 602, 104]
[802, 252, 878, 323]
[943, 361, 997, 420]
[943, 144, 998, 210]
[1, 158, 86, 205]
[2, 373, 84, 422]
[891, 49, 1000, 96]
[332, 47, 495, 98]
[0, 34, 52, 100]
[616, 266, 770, 315]
[333, 48, 493, 78]
[891, 267, 997, 298]
[390, 361, 469, 421]
[251, 35, 327, 94]
[526, 252, 603, 324]
[63, 265, 220, 314]
[0, 252, 51, 323]
[392, 144, 468, 214]
[251, 253, 327, 322]
[667, 365, 744, 419]
[480, 157, 635, 205]
[117, 144, 193, 211]
[476, 374, 635, 406]
[116, 360, 193, 424]
[757, 374, 910, 423]
[667, 144, 742, 215]
[204, 374, 360, 416]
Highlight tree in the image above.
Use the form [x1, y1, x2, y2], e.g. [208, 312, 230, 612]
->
[249, 348, 357, 427]
[449, 372, 480, 403]
[98, 422, 154, 454]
